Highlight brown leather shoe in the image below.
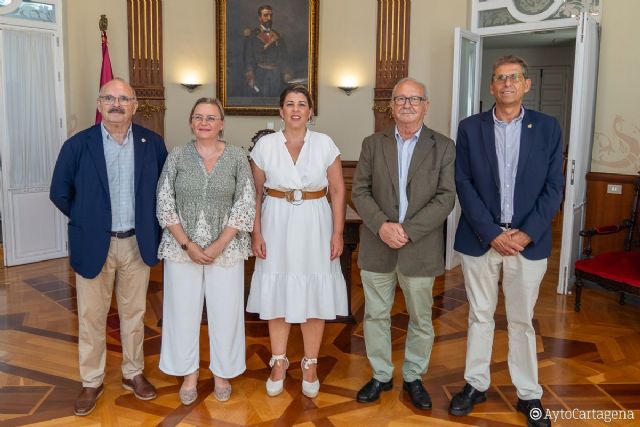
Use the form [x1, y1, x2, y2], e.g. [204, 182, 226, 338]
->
[122, 374, 157, 400]
[74, 384, 104, 416]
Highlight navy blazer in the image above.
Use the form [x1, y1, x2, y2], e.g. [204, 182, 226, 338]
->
[453, 109, 564, 260]
[50, 124, 168, 279]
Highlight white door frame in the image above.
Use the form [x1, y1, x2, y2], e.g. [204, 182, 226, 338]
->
[557, 13, 600, 293]
[0, 0, 67, 266]
[445, 28, 482, 270]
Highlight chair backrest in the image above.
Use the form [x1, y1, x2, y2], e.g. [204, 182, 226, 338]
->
[624, 174, 640, 252]
[249, 128, 276, 153]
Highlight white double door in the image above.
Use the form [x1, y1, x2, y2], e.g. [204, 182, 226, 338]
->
[0, 26, 67, 266]
[447, 13, 600, 294]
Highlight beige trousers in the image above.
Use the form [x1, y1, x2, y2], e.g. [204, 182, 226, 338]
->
[461, 250, 547, 400]
[75, 236, 150, 387]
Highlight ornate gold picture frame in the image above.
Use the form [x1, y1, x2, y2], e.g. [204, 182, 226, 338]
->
[216, 0, 319, 116]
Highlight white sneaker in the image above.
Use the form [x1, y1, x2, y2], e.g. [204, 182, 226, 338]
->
[301, 357, 320, 398]
[266, 354, 289, 397]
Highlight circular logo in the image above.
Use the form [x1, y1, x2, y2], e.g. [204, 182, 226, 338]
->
[530, 407, 543, 420]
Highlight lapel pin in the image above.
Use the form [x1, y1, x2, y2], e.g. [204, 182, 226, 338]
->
[141, 138, 146, 143]
[527, 123, 533, 129]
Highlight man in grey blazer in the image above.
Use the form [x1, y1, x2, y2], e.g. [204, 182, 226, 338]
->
[352, 77, 455, 409]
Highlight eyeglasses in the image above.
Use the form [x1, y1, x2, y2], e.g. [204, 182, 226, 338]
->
[392, 96, 426, 106]
[98, 95, 136, 105]
[492, 73, 527, 84]
[191, 115, 221, 123]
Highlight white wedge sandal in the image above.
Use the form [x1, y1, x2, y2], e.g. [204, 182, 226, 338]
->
[301, 357, 320, 398]
[266, 354, 289, 397]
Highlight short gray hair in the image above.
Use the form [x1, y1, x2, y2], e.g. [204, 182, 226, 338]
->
[391, 77, 429, 100]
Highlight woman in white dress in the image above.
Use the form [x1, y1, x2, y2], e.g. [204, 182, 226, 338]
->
[247, 85, 348, 398]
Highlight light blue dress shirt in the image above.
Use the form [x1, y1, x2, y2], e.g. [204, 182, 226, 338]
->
[493, 107, 524, 223]
[394, 126, 422, 223]
[101, 123, 135, 232]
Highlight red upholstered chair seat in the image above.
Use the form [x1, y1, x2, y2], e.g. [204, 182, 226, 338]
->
[574, 174, 640, 311]
[575, 252, 640, 288]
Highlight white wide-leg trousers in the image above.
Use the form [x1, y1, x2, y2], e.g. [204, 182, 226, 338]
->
[159, 260, 246, 379]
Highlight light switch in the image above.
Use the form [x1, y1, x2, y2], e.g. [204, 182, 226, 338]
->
[607, 184, 622, 194]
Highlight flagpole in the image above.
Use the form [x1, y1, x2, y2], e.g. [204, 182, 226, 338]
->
[95, 15, 114, 124]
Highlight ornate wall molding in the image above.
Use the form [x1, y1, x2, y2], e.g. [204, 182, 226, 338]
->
[0, 0, 55, 23]
[127, 0, 165, 136]
[471, 0, 598, 33]
[137, 101, 166, 120]
[372, 0, 410, 132]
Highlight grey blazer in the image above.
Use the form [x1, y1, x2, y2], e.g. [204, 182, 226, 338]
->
[352, 125, 456, 277]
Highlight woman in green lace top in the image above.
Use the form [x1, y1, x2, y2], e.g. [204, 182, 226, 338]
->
[156, 98, 255, 405]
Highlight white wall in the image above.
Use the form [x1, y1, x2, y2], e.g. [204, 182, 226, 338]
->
[64, 0, 129, 135]
[162, 0, 216, 150]
[314, 0, 376, 160]
[59, 0, 640, 173]
[409, 0, 468, 138]
[591, 0, 640, 175]
[62, 0, 466, 160]
[163, 0, 466, 157]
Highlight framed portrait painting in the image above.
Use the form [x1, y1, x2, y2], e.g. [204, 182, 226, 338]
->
[216, 0, 319, 116]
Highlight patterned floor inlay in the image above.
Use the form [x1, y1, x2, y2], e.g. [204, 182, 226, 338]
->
[1, 241, 640, 425]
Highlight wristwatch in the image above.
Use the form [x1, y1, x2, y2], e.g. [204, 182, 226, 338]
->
[181, 240, 191, 250]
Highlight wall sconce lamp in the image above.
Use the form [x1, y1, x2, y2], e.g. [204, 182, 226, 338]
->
[338, 86, 358, 96]
[180, 83, 202, 92]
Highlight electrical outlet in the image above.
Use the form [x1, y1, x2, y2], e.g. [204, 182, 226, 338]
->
[607, 184, 622, 194]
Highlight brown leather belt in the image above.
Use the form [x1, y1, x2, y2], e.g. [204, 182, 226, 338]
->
[265, 187, 327, 203]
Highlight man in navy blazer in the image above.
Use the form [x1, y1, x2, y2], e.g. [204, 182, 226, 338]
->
[449, 56, 562, 427]
[50, 78, 168, 416]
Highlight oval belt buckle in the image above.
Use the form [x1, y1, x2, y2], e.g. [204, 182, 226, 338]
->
[286, 189, 304, 205]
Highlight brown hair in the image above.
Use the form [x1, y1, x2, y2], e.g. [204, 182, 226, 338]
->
[492, 55, 529, 78]
[258, 4, 272, 15]
[279, 84, 314, 110]
[189, 97, 225, 137]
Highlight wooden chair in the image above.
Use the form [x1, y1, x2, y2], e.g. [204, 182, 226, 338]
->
[574, 174, 640, 312]
[249, 128, 276, 153]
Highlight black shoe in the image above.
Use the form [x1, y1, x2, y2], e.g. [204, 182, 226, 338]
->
[449, 383, 487, 416]
[516, 398, 552, 427]
[402, 379, 432, 410]
[356, 378, 393, 403]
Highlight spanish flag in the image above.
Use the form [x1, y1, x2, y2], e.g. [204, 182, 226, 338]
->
[95, 26, 114, 124]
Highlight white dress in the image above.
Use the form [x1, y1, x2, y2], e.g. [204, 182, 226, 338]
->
[247, 130, 348, 323]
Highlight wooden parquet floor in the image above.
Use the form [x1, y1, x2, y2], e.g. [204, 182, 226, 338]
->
[1, 229, 640, 426]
